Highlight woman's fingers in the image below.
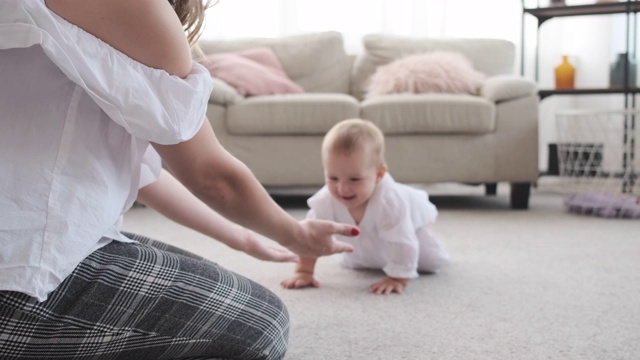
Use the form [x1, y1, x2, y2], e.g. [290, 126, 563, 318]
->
[331, 224, 358, 253]
[327, 239, 354, 254]
[334, 224, 360, 237]
[247, 241, 300, 263]
[267, 248, 300, 263]
[292, 219, 359, 257]
[322, 222, 358, 255]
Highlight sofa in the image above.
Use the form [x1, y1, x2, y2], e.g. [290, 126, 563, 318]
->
[197, 32, 539, 209]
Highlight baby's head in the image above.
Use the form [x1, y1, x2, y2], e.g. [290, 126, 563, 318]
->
[322, 118, 385, 168]
[321, 119, 387, 211]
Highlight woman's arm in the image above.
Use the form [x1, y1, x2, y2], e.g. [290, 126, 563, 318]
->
[137, 169, 300, 263]
[47, 0, 356, 257]
[152, 121, 356, 257]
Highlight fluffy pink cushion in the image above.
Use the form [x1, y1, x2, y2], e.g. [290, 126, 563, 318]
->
[366, 51, 485, 98]
[198, 47, 304, 96]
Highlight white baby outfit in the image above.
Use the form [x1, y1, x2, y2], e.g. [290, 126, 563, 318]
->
[307, 173, 450, 279]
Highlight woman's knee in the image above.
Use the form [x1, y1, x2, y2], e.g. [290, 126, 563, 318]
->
[254, 290, 290, 360]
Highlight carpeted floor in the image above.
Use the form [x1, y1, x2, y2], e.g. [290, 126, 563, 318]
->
[122, 183, 640, 360]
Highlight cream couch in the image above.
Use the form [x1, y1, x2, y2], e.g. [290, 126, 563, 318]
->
[198, 32, 539, 209]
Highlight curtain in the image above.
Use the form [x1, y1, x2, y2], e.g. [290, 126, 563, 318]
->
[202, 0, 522, 53]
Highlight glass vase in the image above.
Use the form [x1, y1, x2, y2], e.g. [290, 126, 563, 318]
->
[555, 55, 575, 90]
[610, 53, 637, 88]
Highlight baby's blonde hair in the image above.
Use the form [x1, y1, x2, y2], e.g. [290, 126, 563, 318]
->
[322, 118, 386, 167]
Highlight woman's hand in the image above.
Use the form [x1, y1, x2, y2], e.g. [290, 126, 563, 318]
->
[284, 219, 358, 258]
[241, 231, 300, 263]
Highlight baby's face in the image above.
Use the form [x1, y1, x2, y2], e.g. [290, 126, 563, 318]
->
[323, 147, 383, 213]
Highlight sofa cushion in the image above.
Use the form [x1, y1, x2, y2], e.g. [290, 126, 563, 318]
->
[209, 77, 244, 105]
[480, 75, 537, 102]
[352, 34, 515, 100]
[360, 94, 495, 134]
[226, 94, 359, 135]
[366, 51, 485, 98]
[198, 47, 304, 96]
[198, 31, 350, 94]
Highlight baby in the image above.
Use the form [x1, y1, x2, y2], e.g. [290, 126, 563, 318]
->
[281, 118, 450, 295]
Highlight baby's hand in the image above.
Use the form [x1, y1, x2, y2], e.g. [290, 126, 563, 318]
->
[280, 272, 319, 289]
[369, 277, 408, 295]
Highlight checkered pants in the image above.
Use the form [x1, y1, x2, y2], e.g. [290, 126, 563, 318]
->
[0, 233, 289, 360]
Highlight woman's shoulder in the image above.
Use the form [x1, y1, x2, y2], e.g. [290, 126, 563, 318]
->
[45, 0, 192, 77]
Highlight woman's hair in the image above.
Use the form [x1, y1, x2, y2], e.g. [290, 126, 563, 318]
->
[322, 118, 386, 167]
[169, 0, 217, 45]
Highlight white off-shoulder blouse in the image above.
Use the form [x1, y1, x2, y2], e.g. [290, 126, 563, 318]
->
[0, 0, 213, 301]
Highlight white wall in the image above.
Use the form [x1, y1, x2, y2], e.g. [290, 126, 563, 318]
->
[202, 0, 522, 53]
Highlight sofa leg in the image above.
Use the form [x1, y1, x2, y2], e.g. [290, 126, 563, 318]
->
[485, 183, 497, 196]
[510, 182, 531, 210]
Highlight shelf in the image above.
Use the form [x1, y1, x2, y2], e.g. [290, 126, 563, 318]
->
[523, 2, 638, 189]
[522, 0, 639, 100]
[538, 87, 640, 99]
[524, 2, 640, 25]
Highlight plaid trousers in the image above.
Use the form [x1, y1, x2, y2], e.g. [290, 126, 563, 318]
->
[0, 233, 289, 360]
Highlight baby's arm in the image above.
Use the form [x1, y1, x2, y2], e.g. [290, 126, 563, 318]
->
[374, 237, 418, 295]
[373, 232, 421, 295]
[280, 256, 319, 289]
[374, 188, 422, 295]
[137, 169, 299, 263]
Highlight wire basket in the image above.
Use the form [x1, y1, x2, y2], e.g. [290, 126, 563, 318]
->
[548, 109, 640, 218]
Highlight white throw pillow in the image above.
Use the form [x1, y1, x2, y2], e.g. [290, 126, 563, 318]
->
[352, 34, 515, 100]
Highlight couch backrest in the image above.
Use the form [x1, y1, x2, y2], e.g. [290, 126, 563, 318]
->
[351, 34, 516, 100]
[197, 31, 351, 94]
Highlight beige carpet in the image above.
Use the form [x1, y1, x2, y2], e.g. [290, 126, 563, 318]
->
[122, 183, 640, 360]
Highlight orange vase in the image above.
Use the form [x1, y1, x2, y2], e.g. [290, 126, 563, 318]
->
[555, 55, 575, 89]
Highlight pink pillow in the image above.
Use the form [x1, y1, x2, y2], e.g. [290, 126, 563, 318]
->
[366, 51, 485, 98]
[198, 47, 304, 96]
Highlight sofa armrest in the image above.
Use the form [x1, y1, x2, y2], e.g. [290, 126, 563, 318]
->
[209, 77, 244, 105]
[479, 75, 537, 103]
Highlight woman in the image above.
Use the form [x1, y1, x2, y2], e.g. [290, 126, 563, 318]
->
[0, 1, 356, 359]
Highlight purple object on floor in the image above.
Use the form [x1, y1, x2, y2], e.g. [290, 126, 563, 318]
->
[564, 193, 640, 219]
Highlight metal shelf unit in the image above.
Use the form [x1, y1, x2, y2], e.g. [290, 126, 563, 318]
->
[521, 0, 639, 100]
[521, 1, 638, 193]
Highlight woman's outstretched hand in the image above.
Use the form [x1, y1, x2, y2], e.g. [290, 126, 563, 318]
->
[241, 231, 300, 263]
[284, 219, 358, 258]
